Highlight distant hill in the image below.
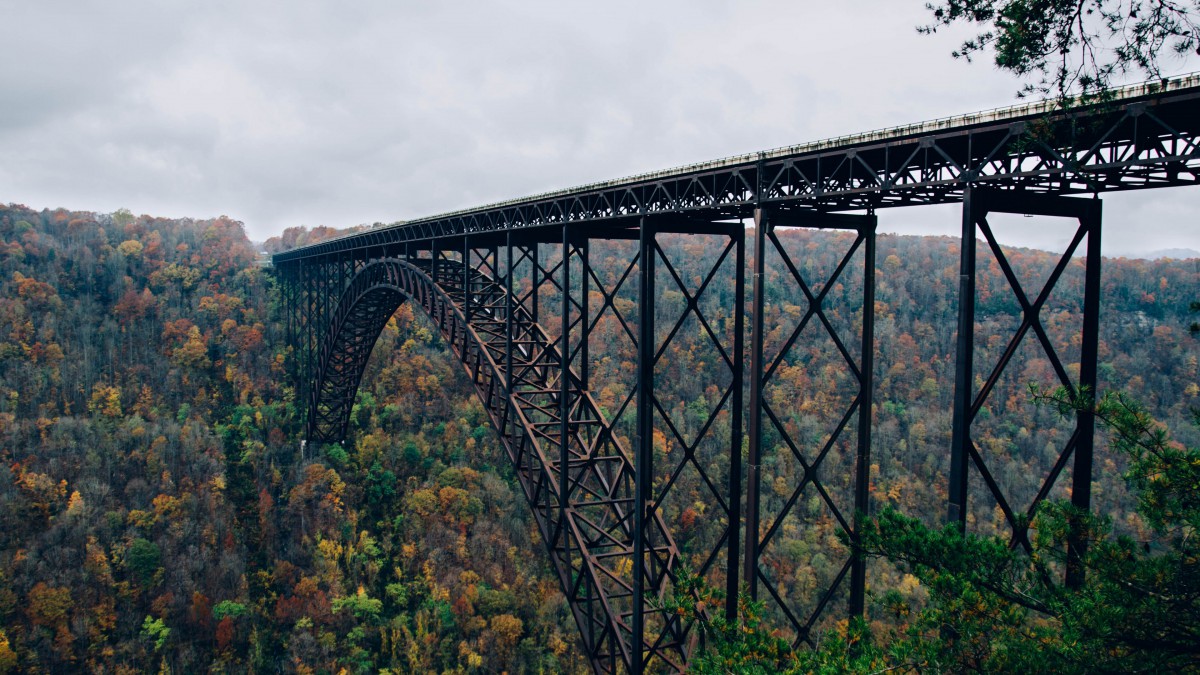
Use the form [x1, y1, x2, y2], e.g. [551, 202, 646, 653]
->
[1127, 247, 1200, 260]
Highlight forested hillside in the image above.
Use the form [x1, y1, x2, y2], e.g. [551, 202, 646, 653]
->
[0, 205, 1195, 672]
[0, 206, 586, 673]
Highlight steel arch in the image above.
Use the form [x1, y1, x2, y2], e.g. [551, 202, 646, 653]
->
[305, 255, 687, 672]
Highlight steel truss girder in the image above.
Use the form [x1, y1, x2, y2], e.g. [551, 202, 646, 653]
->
[274, 83, 1200, 265]
[948, 188, 1101, 585]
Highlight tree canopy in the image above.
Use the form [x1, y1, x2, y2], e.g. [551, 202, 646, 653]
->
[921, 0, 1200, 98]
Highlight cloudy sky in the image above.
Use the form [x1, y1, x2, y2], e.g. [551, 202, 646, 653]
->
[3, 0, 1198, 254]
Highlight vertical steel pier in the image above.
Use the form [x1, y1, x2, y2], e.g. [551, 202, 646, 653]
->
[948, 188, 1102, 584]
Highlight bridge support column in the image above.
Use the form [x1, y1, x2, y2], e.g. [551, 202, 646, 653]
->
[744, 208, 768, 600]
[745, 207, 877, 644]
[463, 236, 472, 354]
[947, 188, 1102, 586]
[301, 258, 313, 440]
[531, 242, 539, 326]
[633, 217, 655, 675]
[726, 225, 746, 624]
[505, 232, 514, 437]
[949, 190, 977, 527]
[560, 225, 572, 593]
[850, 215, 876, 618]
[432, 240, 440, 285]
[1070, 203, 1101, 589]
[301, 256, 333, 443]
[580, 237, 590, 390]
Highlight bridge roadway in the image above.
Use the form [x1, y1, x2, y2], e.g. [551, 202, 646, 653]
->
[275, 74, 1200, 263]
[274, 76, 1200, 674]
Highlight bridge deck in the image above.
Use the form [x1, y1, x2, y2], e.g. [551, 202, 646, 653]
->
[275, 74, 1200, 264]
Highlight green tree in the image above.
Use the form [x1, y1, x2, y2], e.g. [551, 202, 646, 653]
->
[921, 0, 1200, 98]
[211, 600, 248, 621]
[126, 538, 161, 586]
[140, 615, 170, 652]
[331, 588, 382, 622]
[658, 570, 794, 674]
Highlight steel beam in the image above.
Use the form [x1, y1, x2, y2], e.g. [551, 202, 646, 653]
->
[560, 224, 572, 580]
[633, 217, 655, 674]
[744, 208, 768, 599]
[949, 188, 977, 527]
[1068, 204, 1102, 587]
[726, 224, 745, 623]
[850, 214, 876, 617]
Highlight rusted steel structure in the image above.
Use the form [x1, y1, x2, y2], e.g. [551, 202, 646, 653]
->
[275, 76, 1200, 673]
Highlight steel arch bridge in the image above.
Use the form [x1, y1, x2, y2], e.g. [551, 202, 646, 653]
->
[274, 76, 1200, 673]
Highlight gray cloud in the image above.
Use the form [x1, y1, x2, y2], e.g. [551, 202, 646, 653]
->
[2, 0, 1197, 254]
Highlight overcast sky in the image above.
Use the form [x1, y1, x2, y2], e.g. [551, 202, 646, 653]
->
[3, 0, 1198, 255]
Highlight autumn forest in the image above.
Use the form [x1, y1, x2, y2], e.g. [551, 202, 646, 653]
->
[0, 203, 1196, 673]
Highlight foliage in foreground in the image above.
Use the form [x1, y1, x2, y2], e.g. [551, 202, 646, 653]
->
[681, 388, 1200, 673]
[921, 0, 1200, 99]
